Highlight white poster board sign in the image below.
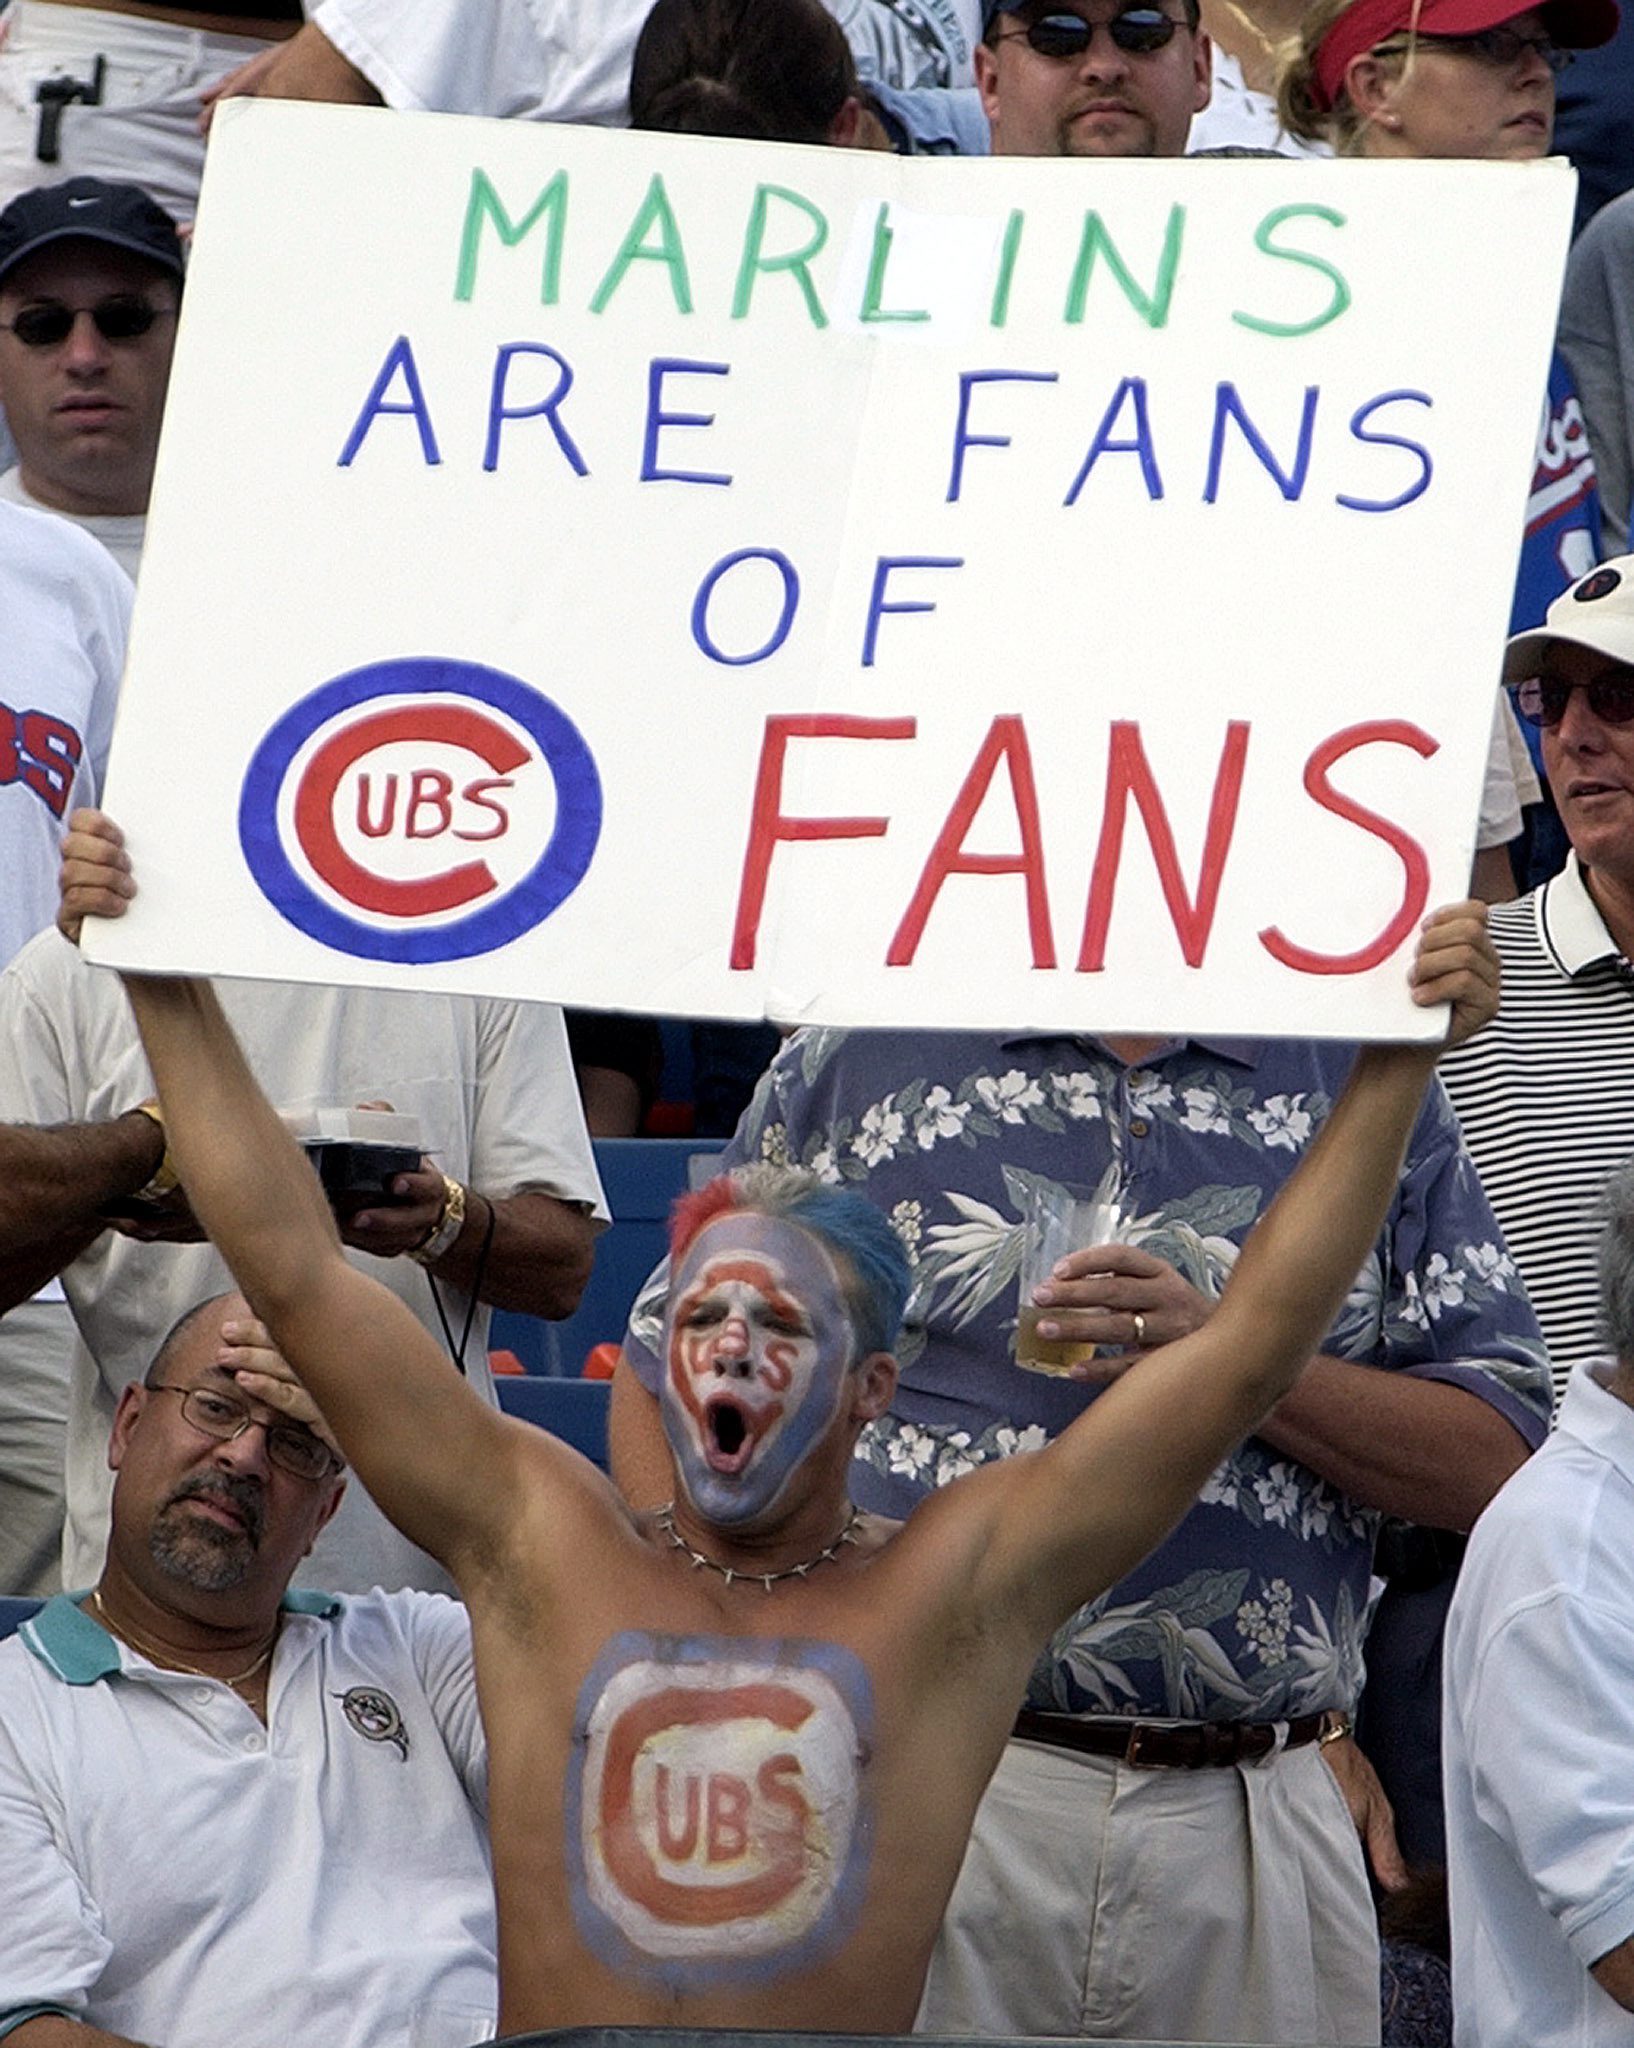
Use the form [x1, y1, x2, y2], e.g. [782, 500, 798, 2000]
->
[89, 101, 1574, 1038]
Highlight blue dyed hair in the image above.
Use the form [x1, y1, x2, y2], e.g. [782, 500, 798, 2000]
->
[670, 1165, 911, 1361]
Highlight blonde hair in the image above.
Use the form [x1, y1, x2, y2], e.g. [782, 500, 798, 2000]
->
[1274, 0, 1412, 148]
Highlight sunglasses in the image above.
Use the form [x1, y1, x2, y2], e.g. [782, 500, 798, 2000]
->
[996, 8, 1189, 57]
[1515, 675, 1634, 728]
[1377, 24, 1572, 70]
[0, 294, 176, 348]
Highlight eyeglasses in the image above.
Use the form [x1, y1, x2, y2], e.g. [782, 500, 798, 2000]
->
[1515, 674, 1634, 728]
[1376, 25, 1572, 71]
[0, 294, 177, 348]
[148, 1383, 343, 1482]
[995, 8, 1190, 58]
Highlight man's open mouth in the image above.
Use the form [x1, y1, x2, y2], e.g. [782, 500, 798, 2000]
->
[702, 1394, 761, 1475]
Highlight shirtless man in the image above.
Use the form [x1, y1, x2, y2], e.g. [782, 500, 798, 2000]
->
[59, 810, 1498, 2036]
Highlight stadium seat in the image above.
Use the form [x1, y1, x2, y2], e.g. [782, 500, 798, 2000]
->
[0, 1597, 43, 1639]
[495, 1376, 612, 1470]
[491, 1137, 726, 1377]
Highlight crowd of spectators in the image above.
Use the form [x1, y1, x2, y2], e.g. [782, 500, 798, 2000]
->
[1, 0, 1633, 2044]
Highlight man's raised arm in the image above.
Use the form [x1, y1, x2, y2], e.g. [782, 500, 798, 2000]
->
[60, 813, 519, 1577]
[975, 904, 1502, 1637]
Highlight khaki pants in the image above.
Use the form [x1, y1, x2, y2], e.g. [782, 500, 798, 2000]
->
[917, 1733, 1380, 2045]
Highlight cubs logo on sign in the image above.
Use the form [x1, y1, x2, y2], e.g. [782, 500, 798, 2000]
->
[238, 656, 602, 963]
[567, 1632, 873, 1989]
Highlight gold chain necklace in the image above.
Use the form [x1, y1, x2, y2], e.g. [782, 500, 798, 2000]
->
[87, 1587, 278, 1690]
[655, 1502, 862, 1592]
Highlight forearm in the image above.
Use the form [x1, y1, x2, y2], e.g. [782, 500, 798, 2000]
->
[1257, 1356, 1531, 1529]
[8, 2018, 150, 2047]
[1211, 1044, 1440, 1405]
[120, 977, 342, 1317]
[429, 1189, 594, 1318]
[252, 20, 382, 102]
[0, 1116, 163, 1306]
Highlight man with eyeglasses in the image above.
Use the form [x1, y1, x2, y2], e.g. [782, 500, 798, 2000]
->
[0, 176, 182, 581]
[975, 0, 1211, 156]
[0, 1290, 499, 2048]
[1442, 555, 1634, 1415]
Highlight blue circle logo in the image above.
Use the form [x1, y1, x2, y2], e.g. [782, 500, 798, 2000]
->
[239, 657, 602, 964]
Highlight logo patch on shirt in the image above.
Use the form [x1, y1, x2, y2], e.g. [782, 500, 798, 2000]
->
[336, 1684, 410, 1759]
[566, 1631, 872, 1988]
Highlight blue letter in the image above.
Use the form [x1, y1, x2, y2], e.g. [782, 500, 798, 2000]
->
[1204, 383, 1318, 504]
[692, 549, 801, 666]
[947, 370, 1059, 502]
[642, 359, 733, 487]
[483, 343, 588, 475]
[1064, 377, 1164, 504]
[338, 337, 440, 468]
[862, 557, 964, 668]
[1338, 390, 1434, 513]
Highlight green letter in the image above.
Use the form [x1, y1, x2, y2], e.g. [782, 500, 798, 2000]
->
[1064, 204, 1184, 328]
[1233, 204, 1351, 339]
[989, 210, 1024, 329]
[860, 203, 929, 324]
[454, 167, 567, 304]
[590, 174, 693, 315]
[733, 184, 830, 328]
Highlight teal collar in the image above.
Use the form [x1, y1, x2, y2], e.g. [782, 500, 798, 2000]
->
[23, 1587, 342, 1687]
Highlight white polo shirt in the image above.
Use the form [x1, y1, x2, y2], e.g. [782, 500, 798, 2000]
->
[1445, 1365, 1634, 2046]
[0, 1590, 496, 2048]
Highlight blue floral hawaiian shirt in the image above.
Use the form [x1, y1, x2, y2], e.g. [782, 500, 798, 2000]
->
[626, 1028, 1551, 1723]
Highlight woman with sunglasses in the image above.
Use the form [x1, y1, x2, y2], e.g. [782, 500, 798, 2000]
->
[1276, 0, 1616, 157]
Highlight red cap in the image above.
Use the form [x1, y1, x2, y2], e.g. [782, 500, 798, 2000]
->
[1310, 0, 1619, 111]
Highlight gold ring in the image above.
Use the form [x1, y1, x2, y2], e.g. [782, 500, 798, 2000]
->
[1132, 1312, 1147, 1346]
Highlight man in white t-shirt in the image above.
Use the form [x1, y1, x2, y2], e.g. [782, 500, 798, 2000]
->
[0, 176, 184, 581]
[206, 0, 982, 128]
[0, 924, 605, 1597]
[0, 1291, 497, 2048]
[1445, 1164, 1634, 2047]
[0, 494, 128, 1600]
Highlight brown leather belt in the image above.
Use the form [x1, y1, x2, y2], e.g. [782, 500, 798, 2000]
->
[1013, 1707, 1334, 1769]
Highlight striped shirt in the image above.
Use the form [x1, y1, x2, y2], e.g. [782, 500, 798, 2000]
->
[1442, 859, 1634, 1410]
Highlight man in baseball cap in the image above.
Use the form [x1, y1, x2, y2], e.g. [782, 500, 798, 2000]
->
[1442, 555, 1634, 1415]
[976, 0, 1211, 155]
[0, 176, 183, 577]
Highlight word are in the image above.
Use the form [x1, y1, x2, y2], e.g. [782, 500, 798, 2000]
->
[337, 340, 1434, 518]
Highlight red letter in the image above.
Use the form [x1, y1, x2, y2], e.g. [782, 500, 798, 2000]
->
[1259, 720, 1437, 975]
[454, 776, 513, 842]
[887, 715, 1055, 968]
[730, 715, 916, 970]
[355, 773, 397, 839]
[655, 1766, 700, 1861]
[1078, 721, 1249, 971]
[706, 1774, 752, 1861]
[405, 770, 455, 838]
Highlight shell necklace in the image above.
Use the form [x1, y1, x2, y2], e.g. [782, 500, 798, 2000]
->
[655, 1502, 862, 1591]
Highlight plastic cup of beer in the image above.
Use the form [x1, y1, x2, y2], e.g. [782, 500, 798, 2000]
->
[1015, 1170, 1128, 1377]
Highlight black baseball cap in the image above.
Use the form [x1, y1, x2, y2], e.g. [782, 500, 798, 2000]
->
[0, 177, 184, 288]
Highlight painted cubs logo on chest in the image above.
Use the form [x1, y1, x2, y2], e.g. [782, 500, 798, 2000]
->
[567, 1632, 872, 1987]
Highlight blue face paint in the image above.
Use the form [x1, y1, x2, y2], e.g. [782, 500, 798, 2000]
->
[660, 1213, 857, 1529]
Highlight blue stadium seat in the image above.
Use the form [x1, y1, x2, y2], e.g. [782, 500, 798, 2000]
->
[495, 1376, 612, 1470]
[491, 1137, 725, 1377]
[0, 1597, 43, 1639]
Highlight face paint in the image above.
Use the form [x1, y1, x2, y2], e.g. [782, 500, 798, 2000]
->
[661, 1213, 857, 1527]
[567, 1630, 873, 1989]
